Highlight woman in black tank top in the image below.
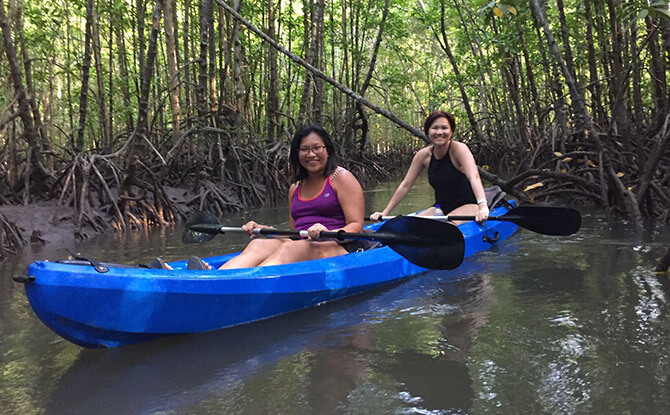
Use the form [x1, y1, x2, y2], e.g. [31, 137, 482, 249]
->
[370, 111, 489, 225]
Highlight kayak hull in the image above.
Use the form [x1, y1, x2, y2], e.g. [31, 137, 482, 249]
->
[22, 206, 518, 348]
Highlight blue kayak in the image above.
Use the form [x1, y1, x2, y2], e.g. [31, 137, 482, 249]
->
[20, 204, 518, 348]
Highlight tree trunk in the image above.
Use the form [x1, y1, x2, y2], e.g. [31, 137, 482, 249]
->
[584, 0, 606, 125]
[311, 0, 325, 124]
[556, 0, 577, 82]
[0, 0, 45, 167]
[661, 18, 670, 97]
[15, 0, 49, 158]
[208, 2, 218, 113]
[136, 0, 146, 92]
[164, 0, 182, 144]
[116, 22, 134, 131]
[297, 0, 313, 125]
[197, 0, 211, 120]
[108, 0, 114, 146]
[595, 0, 611, 116]
[0, 0, 52, 204]
[630, 21, 644, 135]
[340, 0, 350, 121]
[46, 59, 55, 171]
[646, 16, 667, 133]
[76, 0, 94, 151]
[232, 0, 243, 145]
[266, 0, 279, 142]
[183, 0, 192, 128]
[92, 4, 111, 153]
[605, 0, 633, 151]
[218, 4, 229, 104]
[65, 4, 74, 135]
[133, 0, 165, 144]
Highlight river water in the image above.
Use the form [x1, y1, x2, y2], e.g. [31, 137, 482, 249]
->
[1, 178, 669, 414]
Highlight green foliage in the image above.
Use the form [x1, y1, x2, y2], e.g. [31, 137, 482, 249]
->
[0, 0, 667, 159]
[618, 0, 670, 31]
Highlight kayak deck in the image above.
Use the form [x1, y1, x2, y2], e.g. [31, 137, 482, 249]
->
[21, 205, 518, 348]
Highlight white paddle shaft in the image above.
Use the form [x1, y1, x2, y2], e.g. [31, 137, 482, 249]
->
[217, 226, 310, 238]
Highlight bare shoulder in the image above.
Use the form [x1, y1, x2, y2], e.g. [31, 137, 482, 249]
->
[414, 146, 432, 165]
[330, 167, 362, 190]
[450, 141, 477, 171]
[288, 182, 298, 198]
[416, 146, 433, 158]
[451, 141, 472, 154]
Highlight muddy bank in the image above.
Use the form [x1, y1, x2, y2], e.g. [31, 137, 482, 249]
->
[0, 203, 78, 245]
[0, 202, 108, 262]
[0, 186, 200, 262]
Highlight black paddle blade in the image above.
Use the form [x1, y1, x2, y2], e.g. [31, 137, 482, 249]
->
[504, 206, 581, 236]
[378, 216, 465, 270]
[182, 211, 221, 244]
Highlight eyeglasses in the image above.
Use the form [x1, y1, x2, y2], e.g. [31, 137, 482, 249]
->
[298, 145, 326, 155]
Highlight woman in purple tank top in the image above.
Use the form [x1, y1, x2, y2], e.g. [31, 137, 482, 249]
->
[370, 110, 489, 225]
[219, 124, 366, 270]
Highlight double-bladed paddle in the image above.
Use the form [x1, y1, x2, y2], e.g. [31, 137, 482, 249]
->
[375, 206, 581, 236]
[182, 211, 465, 270]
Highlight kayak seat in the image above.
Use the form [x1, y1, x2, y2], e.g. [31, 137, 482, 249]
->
[359, 229, 382, 252]
[361, 241, 382, 252]
[485, 186, 512, 209]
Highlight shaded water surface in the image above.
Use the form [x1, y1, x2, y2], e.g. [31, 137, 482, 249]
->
[1, 179, 669, 414]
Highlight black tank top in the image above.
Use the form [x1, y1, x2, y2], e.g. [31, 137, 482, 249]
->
[427, 146, 477, 213]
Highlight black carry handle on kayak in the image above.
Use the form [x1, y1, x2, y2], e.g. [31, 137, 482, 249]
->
[182, 211, 465, 270]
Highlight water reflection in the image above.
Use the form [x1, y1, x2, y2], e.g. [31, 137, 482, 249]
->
[512, 268, 586, 297]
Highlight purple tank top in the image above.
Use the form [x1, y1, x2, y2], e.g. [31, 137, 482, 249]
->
[291, 172, 346, 231]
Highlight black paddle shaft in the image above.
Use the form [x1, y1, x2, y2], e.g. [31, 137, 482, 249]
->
[230, 227, 439, 246]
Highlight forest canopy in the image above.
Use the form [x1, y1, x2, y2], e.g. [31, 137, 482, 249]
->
[1, 0, 669, 247]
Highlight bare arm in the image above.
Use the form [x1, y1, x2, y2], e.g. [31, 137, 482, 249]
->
[240, 184, 297, 236]
[288, 182, 296, 230]
[371, 147, 430, 219]
[451, 142, 489, 221]
[330, 169, 365, 233]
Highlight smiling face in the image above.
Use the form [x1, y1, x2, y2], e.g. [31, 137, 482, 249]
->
[428, 116, 453, 145]
[298, 132, 329, 176]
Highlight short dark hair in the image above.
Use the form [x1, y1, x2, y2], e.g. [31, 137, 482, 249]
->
[424, 110, 456, 136]
[289, 123, 338, 182]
